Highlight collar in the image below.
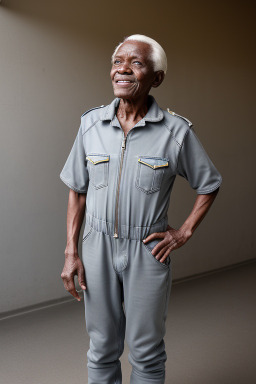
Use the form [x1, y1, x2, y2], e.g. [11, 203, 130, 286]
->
[99, 95, 164, 127]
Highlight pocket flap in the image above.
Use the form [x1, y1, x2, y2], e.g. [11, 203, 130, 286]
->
[86, 154, 110, 165]
[138, 156, 169, 169]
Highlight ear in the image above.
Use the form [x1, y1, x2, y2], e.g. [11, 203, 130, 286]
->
[151, 71, 165, 88]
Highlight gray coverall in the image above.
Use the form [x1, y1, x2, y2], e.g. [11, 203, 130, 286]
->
[60, 95, 222, 384]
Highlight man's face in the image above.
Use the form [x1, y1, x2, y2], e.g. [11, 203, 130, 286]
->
[110, 41, 158, 101]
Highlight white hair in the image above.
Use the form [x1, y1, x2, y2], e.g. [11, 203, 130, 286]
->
[111, 34, 167, 74]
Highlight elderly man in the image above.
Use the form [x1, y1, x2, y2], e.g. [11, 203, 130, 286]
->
[60, 34, 222, 384]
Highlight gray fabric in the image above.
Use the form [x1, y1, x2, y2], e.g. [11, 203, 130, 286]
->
[60, 95, 222, 241]
[60, 123, 89, 193]
[177, 127, 222, 194]
[82, 221, 172, 384]
[85, 211, 169, 241]
[60, 95, 222, 383]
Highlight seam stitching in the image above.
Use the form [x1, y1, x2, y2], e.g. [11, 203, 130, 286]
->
[196, 178, 222, 194]
[82, 119, 100, 135]
[143, 242, 170, 270]
[175, 127, 190, 173]
[163, 122, 182, 148]
[60, 174, 88, 193]
[82, 226, 93, 242]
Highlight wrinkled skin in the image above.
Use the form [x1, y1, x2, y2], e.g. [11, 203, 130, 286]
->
[110, 40, 165, 134]
[110, 40, 164, 102]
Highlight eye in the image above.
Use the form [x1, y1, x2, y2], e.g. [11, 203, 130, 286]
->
[133, 60, 142, 65]
[114, 59, 121, 65]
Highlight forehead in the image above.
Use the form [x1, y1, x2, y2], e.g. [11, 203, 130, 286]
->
[114, 40, 152, 60]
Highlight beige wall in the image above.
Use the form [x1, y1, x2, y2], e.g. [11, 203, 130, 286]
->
[0, 0, 255, 313]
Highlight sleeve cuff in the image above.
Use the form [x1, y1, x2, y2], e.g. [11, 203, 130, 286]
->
[59, 173, 88, 194]
[196, 177, 222, 195]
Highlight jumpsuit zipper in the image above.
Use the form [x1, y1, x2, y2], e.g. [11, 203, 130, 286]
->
[113, 134, 127, 238]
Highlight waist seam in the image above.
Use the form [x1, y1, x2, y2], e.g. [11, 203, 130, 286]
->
[85, 211, 168, 240]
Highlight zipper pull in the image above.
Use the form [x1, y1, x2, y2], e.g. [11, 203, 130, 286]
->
[122, 136, 127, 150]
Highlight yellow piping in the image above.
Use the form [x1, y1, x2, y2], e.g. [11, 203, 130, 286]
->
[138, 158, 168, 169]
[86, 156, 109, 164]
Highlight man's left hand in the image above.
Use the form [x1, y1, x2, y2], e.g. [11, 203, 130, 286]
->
[142, 224, 192, 263]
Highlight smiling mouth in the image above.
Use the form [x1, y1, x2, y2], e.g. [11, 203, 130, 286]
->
[116, 80, 133, 83]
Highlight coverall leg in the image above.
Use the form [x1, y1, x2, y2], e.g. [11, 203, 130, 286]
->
[82, 215, 172, 384]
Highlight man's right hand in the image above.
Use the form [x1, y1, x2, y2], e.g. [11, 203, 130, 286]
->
[61, 252, 86, 302]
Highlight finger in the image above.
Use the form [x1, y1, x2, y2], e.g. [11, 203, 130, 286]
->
[151, 239, 168, 256]
[154, 243, 171, 262]
[168, 240, 182, 253]
[68, 287, 81, 301]
[156, 236, 178, 260]
[161, 238, 182, 257]
[142, 231, 166, 244]
[64, 277, 81, 302]
[77, 266, 86, 290]
[160, 248, 172, 263]
[155, 243, 170, 260]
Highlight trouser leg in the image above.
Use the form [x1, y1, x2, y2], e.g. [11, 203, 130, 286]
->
[123, 239, 172, 384]
[82, 224, 126, 384]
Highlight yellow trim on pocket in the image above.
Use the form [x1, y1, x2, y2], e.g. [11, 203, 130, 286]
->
[138, 158, 169, 169]
[86, 156, 109, 165]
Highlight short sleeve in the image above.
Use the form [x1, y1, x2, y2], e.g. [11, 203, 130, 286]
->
[60, 124, 89, 193]
[177, 128, 222, 194]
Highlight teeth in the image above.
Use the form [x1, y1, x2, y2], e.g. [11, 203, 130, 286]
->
[117, 81, 130, 83]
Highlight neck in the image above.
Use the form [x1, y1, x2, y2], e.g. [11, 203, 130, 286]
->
[117, 95, 149, 122]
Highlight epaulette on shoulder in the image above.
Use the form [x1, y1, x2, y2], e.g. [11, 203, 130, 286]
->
[81, 104, 105, 118]
[167, 108, 193, 127]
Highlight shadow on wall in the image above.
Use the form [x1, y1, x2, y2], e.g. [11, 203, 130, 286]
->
[0, 0, 117, 69]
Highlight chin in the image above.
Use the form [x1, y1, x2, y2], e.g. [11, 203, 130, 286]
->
[113, 89, 132, 99]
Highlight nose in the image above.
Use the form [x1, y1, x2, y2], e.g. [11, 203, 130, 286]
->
[118, 62, 132, 74]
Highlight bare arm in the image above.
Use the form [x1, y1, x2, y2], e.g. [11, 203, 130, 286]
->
[61, 189, 87, 301]
[143, 188, 220, 263]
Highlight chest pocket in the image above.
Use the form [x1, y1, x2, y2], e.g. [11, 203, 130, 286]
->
[86, 153, 110, 189]
[135, 156, 169, 194]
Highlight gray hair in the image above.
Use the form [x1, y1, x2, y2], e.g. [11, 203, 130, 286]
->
[111, 34, 167, 74]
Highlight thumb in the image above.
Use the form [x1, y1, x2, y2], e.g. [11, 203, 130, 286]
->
[77, 266, 86, 290]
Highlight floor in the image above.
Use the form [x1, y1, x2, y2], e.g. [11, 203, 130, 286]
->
[0, 261, 255, 384]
